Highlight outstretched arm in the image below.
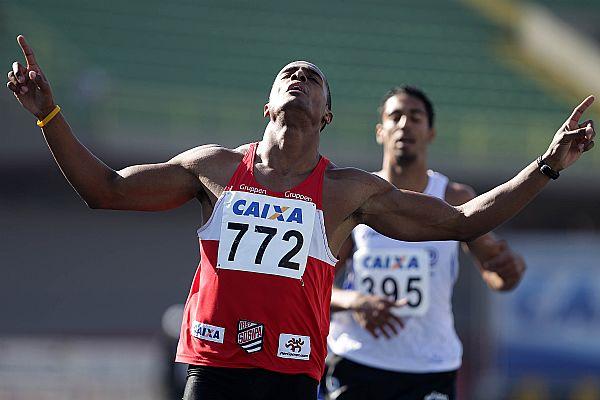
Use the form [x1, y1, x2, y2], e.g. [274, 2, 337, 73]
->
[356, 97, 595, 242]
[6, 35, 205, 211]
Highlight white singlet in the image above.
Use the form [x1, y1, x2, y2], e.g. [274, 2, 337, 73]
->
[328, 170, 462, 373]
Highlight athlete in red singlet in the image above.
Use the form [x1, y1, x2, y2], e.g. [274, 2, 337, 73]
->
[7, 35, 595, 399]
[176, 142, 337, 381]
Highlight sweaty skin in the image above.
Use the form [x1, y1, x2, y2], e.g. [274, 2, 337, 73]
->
[6, 35, 596, 261]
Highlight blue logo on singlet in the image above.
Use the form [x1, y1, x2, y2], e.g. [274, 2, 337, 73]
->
[426, 247, 439, 266]
[232, 199, 303, 224]
[362, 255, 420, 270]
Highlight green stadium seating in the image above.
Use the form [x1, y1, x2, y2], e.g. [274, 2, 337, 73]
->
[1, 0, 597, 170]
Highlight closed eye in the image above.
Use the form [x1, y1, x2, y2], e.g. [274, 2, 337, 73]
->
[307, 71, 323, 85]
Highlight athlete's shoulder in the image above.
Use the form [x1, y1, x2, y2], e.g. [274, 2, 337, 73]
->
[325, 163, 389, 190]
[323, 163, 395, 220]
[171, 144, 247, 169]
[166, 144, 251, 189]
[445, 180, 477, 206]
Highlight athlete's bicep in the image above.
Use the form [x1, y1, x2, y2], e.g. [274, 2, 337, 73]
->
[111, 161, 202, 211]
[106, 144, 241, 211]
[357, 183, 465, 242]
[103, 145, 234, 211]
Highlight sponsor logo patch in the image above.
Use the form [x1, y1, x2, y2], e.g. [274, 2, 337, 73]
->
[232, 199, 304, 224]
[239, 184, 267, 195]
[284, 191, 312, 202]
[361, 254, 422, 270]
[191, 321, 225, 344]
[277, 333, 310, 360]
[237, 320, 264, 353]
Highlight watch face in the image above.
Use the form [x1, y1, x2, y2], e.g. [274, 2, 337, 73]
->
[541, 164, 559, 179]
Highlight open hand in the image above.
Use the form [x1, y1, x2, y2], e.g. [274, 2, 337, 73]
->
[6, 35, 55, 119]
[351, 294, 406, 339]
[543, 96, 595, 171]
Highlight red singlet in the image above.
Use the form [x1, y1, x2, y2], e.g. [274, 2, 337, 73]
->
[176, 143, 337, 380]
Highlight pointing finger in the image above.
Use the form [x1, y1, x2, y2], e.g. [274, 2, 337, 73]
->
[17, 35, 38, 69]
[566, 95, 595, 127]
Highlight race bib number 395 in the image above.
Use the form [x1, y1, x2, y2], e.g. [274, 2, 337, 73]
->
[217, 191, 316, 279]
[353, 248, 430, 316]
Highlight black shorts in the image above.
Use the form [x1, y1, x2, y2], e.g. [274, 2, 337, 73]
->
[183, 364, 319, 400]
[324, 357, 457, 400]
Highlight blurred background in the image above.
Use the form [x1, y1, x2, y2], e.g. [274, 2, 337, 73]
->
[1, 0, 599, 399]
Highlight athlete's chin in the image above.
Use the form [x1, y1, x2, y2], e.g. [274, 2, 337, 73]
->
[278, 96, 312, 112]
[395, 153, 417, 166]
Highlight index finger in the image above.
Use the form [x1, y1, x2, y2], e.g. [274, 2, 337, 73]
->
[566, 95, 595, 126]
[17, 35, 38, 69]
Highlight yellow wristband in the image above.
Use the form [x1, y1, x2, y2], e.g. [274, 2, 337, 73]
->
[36, 105, 61, 127]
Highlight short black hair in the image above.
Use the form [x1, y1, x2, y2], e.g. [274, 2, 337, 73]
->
[378, 86, 434, 128]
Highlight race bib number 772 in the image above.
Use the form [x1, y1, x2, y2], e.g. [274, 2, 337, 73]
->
[217, 191, 316, 280]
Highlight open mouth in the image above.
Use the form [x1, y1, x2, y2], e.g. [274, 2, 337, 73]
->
[287, 82, 307, 94]
[395, 138, 415, 146]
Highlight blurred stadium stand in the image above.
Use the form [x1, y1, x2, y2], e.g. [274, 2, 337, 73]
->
[1, 0, 599, 399]
[2, 0, 598, 171]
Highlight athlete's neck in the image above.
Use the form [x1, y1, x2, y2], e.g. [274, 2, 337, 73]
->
[257, 119, 320, 176]
[379, 153, 429, 193]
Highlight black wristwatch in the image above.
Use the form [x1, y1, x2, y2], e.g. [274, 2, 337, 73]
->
[536, 156, 560, 180]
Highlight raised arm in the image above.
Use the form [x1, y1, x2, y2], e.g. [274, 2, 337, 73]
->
[6, 35, 208, 211]
[355, 97, 595, 242]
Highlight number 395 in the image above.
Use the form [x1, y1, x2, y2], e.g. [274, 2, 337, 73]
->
[361, 276, 422, 307]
